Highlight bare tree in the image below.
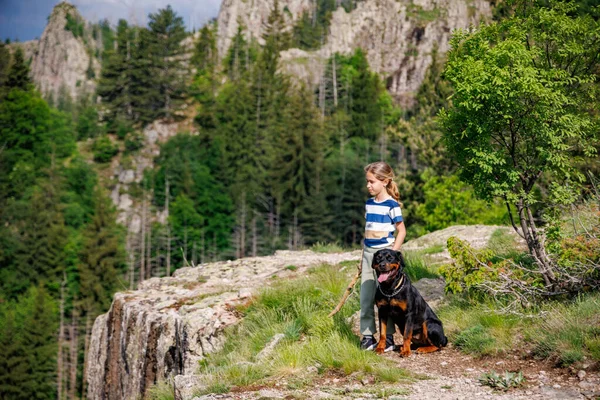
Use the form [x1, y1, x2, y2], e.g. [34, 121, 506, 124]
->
[165, 175, 172, 276]
[69, 307, 78, 400]
[140, 195, 146, 283]
[57, 272, 66, 400]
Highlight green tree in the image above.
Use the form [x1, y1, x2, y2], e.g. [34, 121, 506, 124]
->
[223, 23, 258, 81]
[439, 1, 600, 287]
[0, 307, 27, 398]
[79, 188, 126, 316]
[0, 42, 11, 89]
[192, 25, 217, 73]
[147, 5, 188, 120]
[5, 47, 32, 92]
[10, 179, 68, 298]
[19, 285, 58, 400]
[273, 85, 329, 244]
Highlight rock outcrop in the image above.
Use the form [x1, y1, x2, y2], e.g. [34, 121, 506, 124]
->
[85, 250, 361, 400]
[12, 2, 100, 102]
[218, 0, 492, 105]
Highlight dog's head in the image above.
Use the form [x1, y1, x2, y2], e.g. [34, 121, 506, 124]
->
[372, 249, 405, 284]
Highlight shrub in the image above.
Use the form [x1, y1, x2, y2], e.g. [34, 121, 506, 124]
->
[93, 135, 118, 163]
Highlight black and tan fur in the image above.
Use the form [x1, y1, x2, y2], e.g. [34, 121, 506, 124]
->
[372, 249, 448, 357]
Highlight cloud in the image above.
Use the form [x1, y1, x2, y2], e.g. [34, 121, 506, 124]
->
[72, 0, 222, 31]
[0, 0, 222, 42]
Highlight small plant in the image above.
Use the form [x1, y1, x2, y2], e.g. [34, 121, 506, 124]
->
[479, 370, 524, 391]
[285, 265, 298, 271]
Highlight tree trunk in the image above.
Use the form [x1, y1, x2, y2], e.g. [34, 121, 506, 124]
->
[82, 314, 92, 398]
[252, 213, 257, 257]
[240, 191, 246, 258]
[515, 199, 555, 287]
[69, 309, 78, 400]
[166, 176, 171, 277]
[146, 197, 152, 279]
[332, 57, 338, 108]
[57, 272, 66, 400]
[140, 196, 146, 284]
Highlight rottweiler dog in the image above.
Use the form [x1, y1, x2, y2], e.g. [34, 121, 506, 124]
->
[372, 248, 448, 357]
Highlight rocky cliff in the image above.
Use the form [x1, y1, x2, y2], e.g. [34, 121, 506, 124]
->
[85, 250, 361, 400]
[218, 0, 492, 105]
[12, 2, 100, 102]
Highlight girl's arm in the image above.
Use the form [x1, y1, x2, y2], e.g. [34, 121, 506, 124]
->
[392, 221, 406, 251]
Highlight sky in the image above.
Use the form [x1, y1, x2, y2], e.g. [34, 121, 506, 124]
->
[0, 0, 222, 42]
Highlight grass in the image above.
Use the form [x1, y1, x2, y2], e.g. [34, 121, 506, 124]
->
[526, 295, 600, 366]
[193, 263, 414, 394]
[438, 294, 600, 366]
[310, 241, 346, 253]
[403, 251, 440, 282]
[146, 380, 174, 400]
[439, 299, 520, 356]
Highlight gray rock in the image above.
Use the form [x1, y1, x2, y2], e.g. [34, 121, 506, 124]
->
[86, 250, 361, 400]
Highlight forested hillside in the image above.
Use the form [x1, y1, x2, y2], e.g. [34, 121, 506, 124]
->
[0, 0, 598, 399]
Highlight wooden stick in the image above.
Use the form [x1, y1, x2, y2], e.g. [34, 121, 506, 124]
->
[329, 248, 364, 317]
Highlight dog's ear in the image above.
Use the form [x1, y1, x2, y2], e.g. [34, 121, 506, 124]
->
[395, 250, 406, 268]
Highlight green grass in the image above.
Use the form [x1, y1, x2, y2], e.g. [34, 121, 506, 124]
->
[439, 299, 520, 356]
[419, 244, 445, 255]
[146, 380, 174, 400]
[525, 295, 600, 366]
[403, 251, 440, 282]
[194, 263, 414, 393]
[438, 294, 600, 366]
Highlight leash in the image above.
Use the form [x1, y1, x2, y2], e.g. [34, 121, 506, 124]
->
[376, 273, 405, 299]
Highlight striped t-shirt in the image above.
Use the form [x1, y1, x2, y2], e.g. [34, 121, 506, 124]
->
[364, 197, 403, 248]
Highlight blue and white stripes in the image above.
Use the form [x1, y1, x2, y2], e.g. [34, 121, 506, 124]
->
[364, 198, 403, 248]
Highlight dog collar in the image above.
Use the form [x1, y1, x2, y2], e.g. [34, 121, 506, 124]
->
[377, 274, 405, 299]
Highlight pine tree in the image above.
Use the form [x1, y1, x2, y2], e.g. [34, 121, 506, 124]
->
[79, 188, 126, 316]
[97, 19, 134, 124]
[192, 25, 217, 73]
[0, 307, 28, 398]
[273, 85, 330, 245]
[347, 49, 382, 141]
[5, 47, 32, 92]
[223, 23, 256, 81]
[19, 285, 58, 400]
[12, 180, 68, 297]
[147, 5, 188, 120]
[0, 42, 11, 89]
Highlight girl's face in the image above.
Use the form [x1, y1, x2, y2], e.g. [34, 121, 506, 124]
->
[366, 172, 389, 197]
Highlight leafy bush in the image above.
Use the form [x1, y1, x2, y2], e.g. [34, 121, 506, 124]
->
[93, 135, 119, 163]
[439, 237, 512, 296]
[414, 170, 507, 233]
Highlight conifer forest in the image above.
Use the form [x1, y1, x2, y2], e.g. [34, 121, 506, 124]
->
[0, 0, 599, 398]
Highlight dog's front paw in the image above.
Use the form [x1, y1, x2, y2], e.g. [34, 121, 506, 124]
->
[400, 345, 411, 357]
[375, 345, 386, 355]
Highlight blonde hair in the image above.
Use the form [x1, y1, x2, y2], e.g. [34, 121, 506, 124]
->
[364, 161, 402, 204]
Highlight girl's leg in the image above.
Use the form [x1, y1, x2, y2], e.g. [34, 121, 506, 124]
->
[360, 247, 376, 336]
[360, 246, 395, 337]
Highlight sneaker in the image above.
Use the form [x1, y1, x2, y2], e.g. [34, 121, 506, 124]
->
[360, 335, 377, 351]
[383, 334, 397, 353]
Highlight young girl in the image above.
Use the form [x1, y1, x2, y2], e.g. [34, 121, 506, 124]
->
[360, 161, 406, 351]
